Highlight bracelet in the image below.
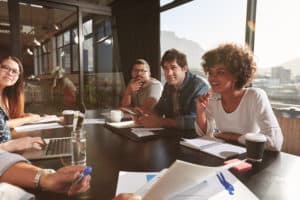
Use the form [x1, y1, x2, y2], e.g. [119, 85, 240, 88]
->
[33, 169, 56, 189]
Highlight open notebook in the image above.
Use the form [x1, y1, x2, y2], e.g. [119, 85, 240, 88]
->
[22, 137, 71, 160]
[180, 137, 246, 159]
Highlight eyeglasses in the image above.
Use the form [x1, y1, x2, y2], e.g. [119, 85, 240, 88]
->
[0, 65, 20, 76]
[133, 69, 148, 74]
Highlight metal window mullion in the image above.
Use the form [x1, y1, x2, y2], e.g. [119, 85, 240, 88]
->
[245, 0, 257, 51]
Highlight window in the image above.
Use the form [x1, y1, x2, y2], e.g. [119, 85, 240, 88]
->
[56, 31, 71, 72]
[160, 0, 247, 81]
[95, 18, 113, 72]
[254, 0, 300, 108]
[83, 19, 94, 72]
[71, 29, 79, 71]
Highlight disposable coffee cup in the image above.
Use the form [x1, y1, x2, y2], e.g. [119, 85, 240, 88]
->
[110, 110, 123, 122]
[62, 110, 74, 126]
[245, 133, 267, 162]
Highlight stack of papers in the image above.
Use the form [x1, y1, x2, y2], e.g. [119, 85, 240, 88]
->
[84, 118, 105, 124]
[116, 160, 258, 200]
[131, 128, 164, 138]
[180, 137, 246, 159]
[106, 120, 140, 128]
[14, 123, 63, 132]
[31, 115, 60, 124]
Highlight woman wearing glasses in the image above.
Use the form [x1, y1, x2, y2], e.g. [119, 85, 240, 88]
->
[0, 56, 44, 151]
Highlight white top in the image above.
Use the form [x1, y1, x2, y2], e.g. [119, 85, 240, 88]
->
[195, 88, 283, 151]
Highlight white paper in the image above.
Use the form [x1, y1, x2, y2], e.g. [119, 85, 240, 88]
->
[142, 160, 258, 200]
[180, 138, 246, 159]
[14, 122, 63, 132]
[131, 128, 164, 131]
[26, 115, 60, 124]
[106, 120, 140, 128]
[131, 130, 155, 137]
[116, 160, 258, 200]
[84, 118, 105, 124]
[115, 171, 160, 196]
[0, 182, 35, 200]
[171, 170, 258, 200]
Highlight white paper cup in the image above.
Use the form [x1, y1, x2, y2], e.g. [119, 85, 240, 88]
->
[245, 133, 267, 162]
[110, 110, 123, 122]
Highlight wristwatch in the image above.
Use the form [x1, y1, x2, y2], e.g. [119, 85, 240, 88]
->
[33, 168, 56, 189]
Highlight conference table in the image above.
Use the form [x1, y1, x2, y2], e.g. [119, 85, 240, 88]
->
[16, 117, 300, 200]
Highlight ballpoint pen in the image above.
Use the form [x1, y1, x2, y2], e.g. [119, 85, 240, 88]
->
[72, 166, 92, 185]
[216, 172, 234, 195]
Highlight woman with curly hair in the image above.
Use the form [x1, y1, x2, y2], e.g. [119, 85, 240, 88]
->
[195, 43, 283, 151]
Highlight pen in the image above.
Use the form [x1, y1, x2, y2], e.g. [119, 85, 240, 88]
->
[216, 172, 234, 195]
[72, 166, 92, 185]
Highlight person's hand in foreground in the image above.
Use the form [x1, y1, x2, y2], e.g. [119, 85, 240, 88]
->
[0, 163, 91, 196]
[40, 165, 91, 195]
[113, 193, 142, 200]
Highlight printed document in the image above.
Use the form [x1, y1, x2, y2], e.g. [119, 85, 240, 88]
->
[116, 160, 258, 200]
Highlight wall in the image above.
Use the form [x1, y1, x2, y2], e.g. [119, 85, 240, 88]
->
[112, 0, 160, 84]
[277, 116, 300, 156]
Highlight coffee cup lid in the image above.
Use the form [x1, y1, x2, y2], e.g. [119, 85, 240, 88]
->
[245, 133, 267, 142]
[111, 110, 122, 113]
[62, 110, 74, 115]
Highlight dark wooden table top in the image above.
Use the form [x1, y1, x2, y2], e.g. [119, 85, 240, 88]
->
[21, 124, 300, 200]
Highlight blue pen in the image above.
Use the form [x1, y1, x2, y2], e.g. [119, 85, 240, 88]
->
[216, 172, 234, 195]
[73, 166, 92, 185]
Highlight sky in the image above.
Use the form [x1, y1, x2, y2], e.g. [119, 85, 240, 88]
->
[160, 0, 300, 68]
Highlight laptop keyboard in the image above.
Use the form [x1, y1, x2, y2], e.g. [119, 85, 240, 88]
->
[45, 138, 71, 155]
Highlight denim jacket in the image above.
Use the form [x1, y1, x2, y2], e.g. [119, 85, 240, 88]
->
[154, 71, 209, 130]
[0, 107, 10, 143]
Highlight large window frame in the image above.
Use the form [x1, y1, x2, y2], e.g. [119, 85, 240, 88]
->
[160, 0, 299, 111]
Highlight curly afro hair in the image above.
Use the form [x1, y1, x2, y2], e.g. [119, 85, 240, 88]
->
[201, 43, 256, 89]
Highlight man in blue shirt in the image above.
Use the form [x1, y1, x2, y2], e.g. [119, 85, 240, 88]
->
[136, 48, 209, 130]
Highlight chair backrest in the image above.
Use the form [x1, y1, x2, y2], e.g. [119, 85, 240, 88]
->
[276, 115, 300, 156]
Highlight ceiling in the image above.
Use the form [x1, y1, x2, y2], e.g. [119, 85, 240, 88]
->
[0, 0, 114, 52]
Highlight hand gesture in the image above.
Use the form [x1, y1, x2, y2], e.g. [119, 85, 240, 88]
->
[39, 165, 91, 195]
[196, 93, 211, 113]
[135, 112, 161, 128]
[127, 79, 143, 94]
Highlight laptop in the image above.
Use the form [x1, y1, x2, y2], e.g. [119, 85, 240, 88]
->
[22, 137, 72, 160]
